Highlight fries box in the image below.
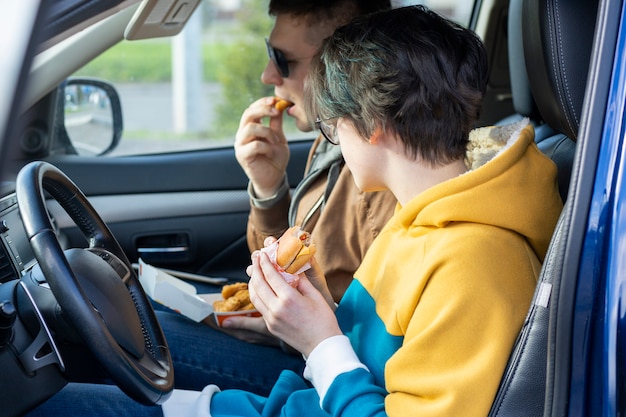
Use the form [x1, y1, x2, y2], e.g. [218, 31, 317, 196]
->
[137, 259, 260, 326]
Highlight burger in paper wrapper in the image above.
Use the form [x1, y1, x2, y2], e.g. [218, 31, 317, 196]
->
[261, 226, 316, 286]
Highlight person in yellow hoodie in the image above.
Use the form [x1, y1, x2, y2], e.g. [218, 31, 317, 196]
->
[25, 5, 563, 417]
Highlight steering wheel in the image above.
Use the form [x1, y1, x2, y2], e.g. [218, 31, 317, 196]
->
[15, 161, 173, 405]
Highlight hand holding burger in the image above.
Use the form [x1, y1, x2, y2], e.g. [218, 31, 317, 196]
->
[261, 226, 316, 286]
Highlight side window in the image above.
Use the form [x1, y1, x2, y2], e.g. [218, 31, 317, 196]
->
[67, 0, 474, 157]
[69, 0, 302, 156]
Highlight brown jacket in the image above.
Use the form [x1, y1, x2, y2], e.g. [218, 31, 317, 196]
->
[247, 136, 396, 302]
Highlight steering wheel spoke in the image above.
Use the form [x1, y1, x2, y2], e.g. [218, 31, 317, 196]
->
[16, 281, 65, 374]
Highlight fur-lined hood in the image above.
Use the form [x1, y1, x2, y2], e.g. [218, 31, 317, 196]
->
[391, 118, 563, 262]
[465, 118, 531, 170]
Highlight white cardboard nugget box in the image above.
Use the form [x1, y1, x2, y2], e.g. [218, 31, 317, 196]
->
[137, 258, 259, 326]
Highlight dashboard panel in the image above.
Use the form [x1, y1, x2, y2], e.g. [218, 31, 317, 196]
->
[0, 194, 37, 282]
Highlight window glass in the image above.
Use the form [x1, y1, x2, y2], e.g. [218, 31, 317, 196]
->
[71, 0, 474, 156]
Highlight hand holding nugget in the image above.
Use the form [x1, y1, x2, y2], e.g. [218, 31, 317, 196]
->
[234, 96, 290, 198]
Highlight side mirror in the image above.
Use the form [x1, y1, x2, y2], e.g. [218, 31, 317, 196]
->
[57, 78, 123, 156]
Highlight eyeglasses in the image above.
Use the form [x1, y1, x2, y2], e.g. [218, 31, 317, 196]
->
[316, 117, 339, 145]
[265, 38, 290, 78]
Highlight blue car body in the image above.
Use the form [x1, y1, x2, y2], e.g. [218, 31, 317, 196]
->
[581, 26, 626, 417]
[572, 1, 626, 414]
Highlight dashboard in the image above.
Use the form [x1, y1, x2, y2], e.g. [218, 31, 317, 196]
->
[0, 193, 38, 283]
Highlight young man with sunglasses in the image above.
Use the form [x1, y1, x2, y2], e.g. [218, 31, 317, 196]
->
[226, 2, 395, 346]
[235, 0, 395, 304]
[151, 0, 396, 397]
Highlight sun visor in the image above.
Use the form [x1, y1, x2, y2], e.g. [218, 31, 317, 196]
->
[124, 0, 201, 40]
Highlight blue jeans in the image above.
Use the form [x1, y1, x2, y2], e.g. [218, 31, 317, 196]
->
[24, 383, 164, 417]
[155, 310, 305, 396]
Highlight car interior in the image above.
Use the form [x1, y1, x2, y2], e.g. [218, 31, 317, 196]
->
[0, 0, 620, 415]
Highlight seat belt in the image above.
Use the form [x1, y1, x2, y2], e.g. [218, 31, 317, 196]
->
[288, 139, 344, 228]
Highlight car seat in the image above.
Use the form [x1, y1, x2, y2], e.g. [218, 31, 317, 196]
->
[498, 0, 576, 202]
[488, 0, 598, 415]
[498, 0, 546, 128]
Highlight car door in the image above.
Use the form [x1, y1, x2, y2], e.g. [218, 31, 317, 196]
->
[45, 139, 311, 281]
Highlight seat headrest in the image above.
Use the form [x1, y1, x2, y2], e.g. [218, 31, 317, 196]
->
[508, 0, 538, 120]
[522, 0, 598, 141]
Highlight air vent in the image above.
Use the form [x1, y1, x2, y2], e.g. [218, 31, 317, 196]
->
[0, 242, 18, 283]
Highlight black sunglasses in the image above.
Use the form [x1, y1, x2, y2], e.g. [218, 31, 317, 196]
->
[265, 38, 290, 78]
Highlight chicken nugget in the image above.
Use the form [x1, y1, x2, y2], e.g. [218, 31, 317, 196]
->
[222, 296, 243, 312]
[239, 303, 256, 311]
[221, 282, 248, 299]
[232, 289, 250, 304]
[212, 300, 227, 312]
[274, 98, 293, 112]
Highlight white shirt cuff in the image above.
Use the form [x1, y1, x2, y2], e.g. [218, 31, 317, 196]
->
[161, 385, 220, 417]
[303, 335, 369, 404]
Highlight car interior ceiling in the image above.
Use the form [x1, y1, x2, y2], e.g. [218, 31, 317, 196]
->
[488, 0, 601, 416]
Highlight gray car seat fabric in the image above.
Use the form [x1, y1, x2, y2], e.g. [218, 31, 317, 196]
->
[488, 0, 597, 415]
[523, 0, 597, 203]
[505, 0, 541, 121]
[498, 0, 575, 202]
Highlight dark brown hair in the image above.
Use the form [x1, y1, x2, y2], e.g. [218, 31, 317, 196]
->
[306, 5, 488, 165]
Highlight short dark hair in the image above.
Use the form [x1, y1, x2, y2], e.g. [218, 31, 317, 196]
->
[306, 5, 488, 165]
[268, 0, 391, 30]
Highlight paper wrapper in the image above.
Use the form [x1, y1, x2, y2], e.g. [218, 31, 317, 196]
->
[260, 240, 311, 286]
